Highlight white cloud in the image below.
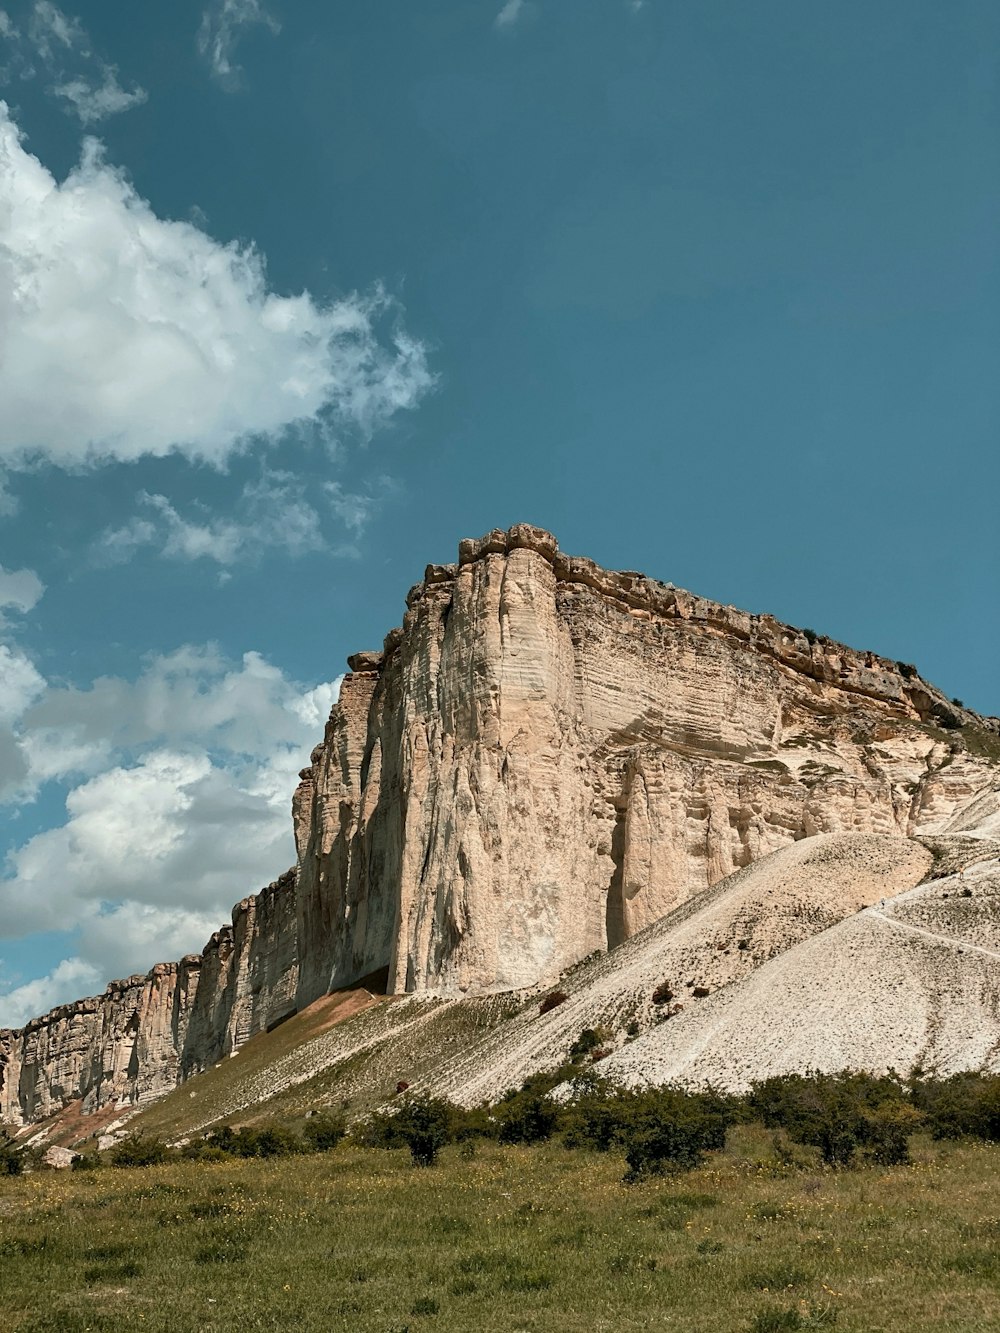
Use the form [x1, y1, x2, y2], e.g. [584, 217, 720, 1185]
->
[494, 0, 526, 29]
[0, 957, 100, 1030]
[99, 475, 325, 571]
[198, 0, 280, 88]
[28, 2, 87, 62]
[98, 473, 392, 571]
[0, 565, 44, 623]
[0, 644, 46, 725]
[20, 644, 341, 780]
[0, 642, 45, 801]
[0, 646, 342, 1026]
[0, 103, 433, 471]
[53, 65, 147, 125]
[0, 4, 147, 123]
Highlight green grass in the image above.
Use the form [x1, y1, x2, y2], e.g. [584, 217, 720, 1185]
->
[3, 1129, 1000, 1331]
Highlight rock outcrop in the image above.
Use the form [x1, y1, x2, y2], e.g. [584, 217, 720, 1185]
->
[3, 525, 998, 1127]
[0, 872, 298, 1125]
[292, 523, 997, 999]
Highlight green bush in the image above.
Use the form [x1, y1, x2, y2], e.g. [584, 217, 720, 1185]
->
[569, 1027, 608, 1060]
[748, 1071, 916, 1167]
[495, 1073, 564, 1145]
[302, 1113, 347, 1153]
[0, 1131, 24, 1176]
[203, 1124, 303, 1158]
[912, 1072, 1000, 1142]
[392, 1093, 455, 1166]
[109, 1135, 169, 1168]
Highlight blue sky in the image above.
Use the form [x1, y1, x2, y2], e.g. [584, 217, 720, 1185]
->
[0, 0, 997, 1025]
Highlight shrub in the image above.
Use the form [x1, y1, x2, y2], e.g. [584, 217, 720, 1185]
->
[302, 1114, 347, 1153]
[802, 629, 818, 645]
[496, 1086, 561, 1145]
[392, 1093, 455, 1166]
[748, 1071, 916, 1168]
[204, 1124, 303, 1158]
[0, 1131, 24, 1176]
[569, 1026, 608, 1060]
[539, 990, 567, 1015]
[109, 1135, 169, 1168]
[912, 1072, 1000, 1142]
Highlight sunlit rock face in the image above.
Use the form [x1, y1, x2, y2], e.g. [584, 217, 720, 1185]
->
[3, 525, 998, 1126]
[0, 873, 298, 1125]
[291, 523, 997, 1001]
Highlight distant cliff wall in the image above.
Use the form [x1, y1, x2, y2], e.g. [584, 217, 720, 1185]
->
[0, 872, 296, 1125]
[3, 525, 997, 1127]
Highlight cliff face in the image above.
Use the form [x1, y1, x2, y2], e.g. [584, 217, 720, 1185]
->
[0, 872, 297, 1125]
[292, 524, 997, 1000]
[3, 525, 998, 1127]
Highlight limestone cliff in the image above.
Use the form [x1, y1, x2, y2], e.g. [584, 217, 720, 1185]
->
[3, 525, 998, 1127]
[292, 523, 998, 1000]
[0, 872, 297, 1125]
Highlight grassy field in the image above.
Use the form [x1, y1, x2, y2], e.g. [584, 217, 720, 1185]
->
[2, 1128, 1000, 1333]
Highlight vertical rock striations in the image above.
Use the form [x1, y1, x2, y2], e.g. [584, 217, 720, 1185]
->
[3, 525, 998, 1126]
[1, 872, 297, 1125]
[292, 524, 998, 1000]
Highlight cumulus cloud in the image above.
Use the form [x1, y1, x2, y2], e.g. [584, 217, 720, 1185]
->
[0, 957, 101, 1029]
[198, 0, 280, 88]
[0, 645, 342, 1026]
[0, 643, 46, 725]
[0, 642, 45, 800]
[0, 103, 433, 471]
[0, 565, 45, 798]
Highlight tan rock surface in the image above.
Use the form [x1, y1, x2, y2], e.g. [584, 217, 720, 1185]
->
[293, 524, 997, 1004]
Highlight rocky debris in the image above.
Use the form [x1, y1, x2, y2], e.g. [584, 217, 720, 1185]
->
[42, 1145, 76, 1169]
[2, 526, 998, 1128]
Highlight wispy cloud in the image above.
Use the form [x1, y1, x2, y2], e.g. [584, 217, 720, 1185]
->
[28, 1, 87, 62]
[53, 65, 147, 124]
[97, 473, 392, 574]
[198, 0, 280, 89]
[0, 2, 146, 124]
[100, 479, 323, 574]
[494, 0, 526, 30]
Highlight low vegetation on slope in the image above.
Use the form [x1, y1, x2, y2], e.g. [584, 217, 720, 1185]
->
[4, 1119, 1000, 1332]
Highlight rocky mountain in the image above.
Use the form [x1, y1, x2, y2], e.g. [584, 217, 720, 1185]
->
[3, 524, 998, 1130]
